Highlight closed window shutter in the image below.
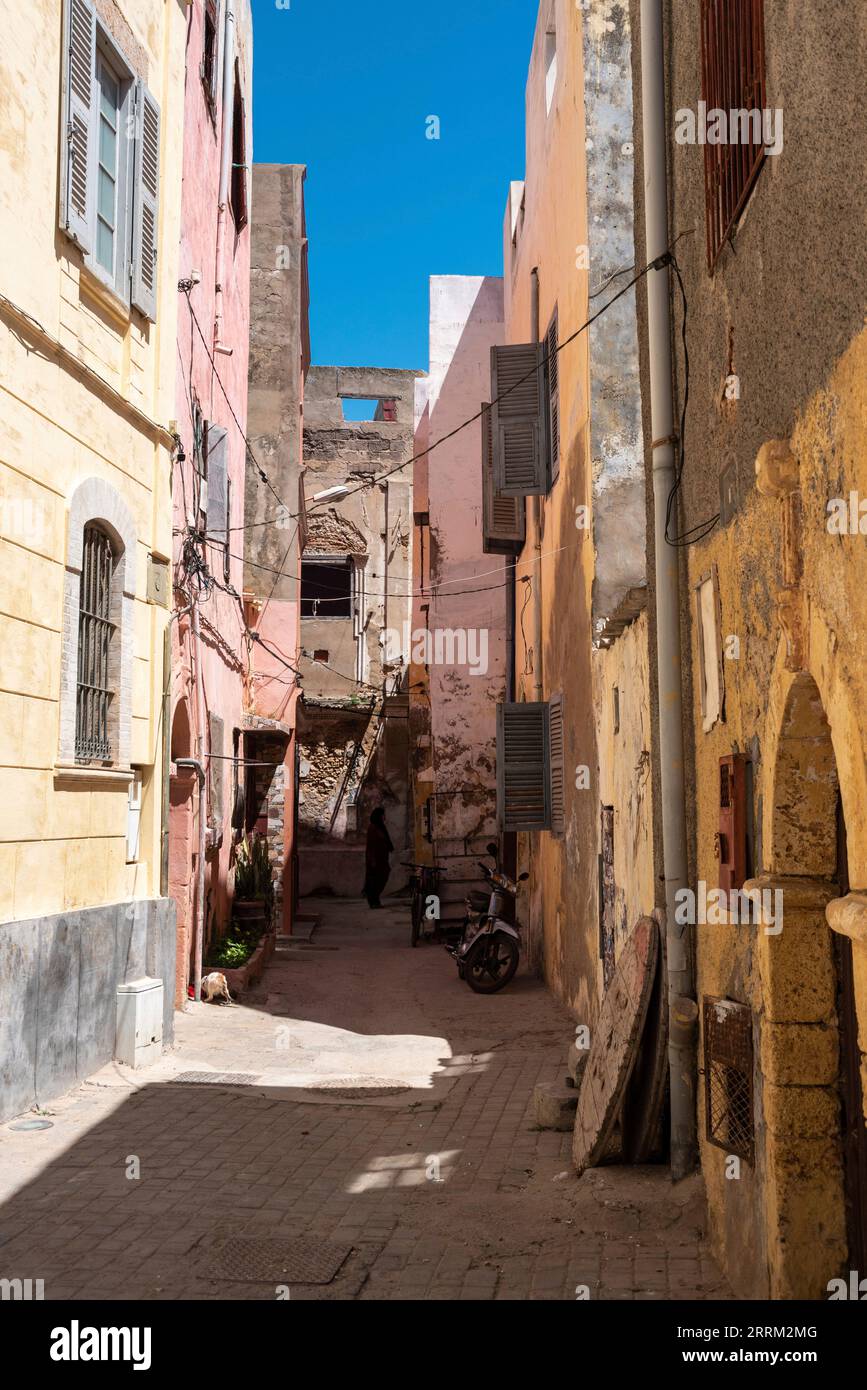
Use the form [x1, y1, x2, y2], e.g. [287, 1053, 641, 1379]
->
[548, 692, 565, 834]
[482, 403, 525, 554]
[131, 81, 160, 321]
[491, 343, 547, 496]
[496, 702, 551, 832]
[546, 308, 560, 484]
[60, 0, 96, 251]
[205, 424, 229, 539]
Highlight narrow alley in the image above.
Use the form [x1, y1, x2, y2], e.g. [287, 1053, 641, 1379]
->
[3, 0, 867, 1358]
[0, 897, 725, 1302]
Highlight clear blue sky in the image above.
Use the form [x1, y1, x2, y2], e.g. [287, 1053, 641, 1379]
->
[251, 0, 538, 371]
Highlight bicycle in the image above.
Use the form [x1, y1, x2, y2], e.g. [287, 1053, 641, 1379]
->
[401, 861, 445, 946]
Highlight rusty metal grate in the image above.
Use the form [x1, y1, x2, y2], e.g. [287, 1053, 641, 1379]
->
[704, 996, 754, 1162]
[208, 1237, 351, 1285]
[700, 0, 767, 270]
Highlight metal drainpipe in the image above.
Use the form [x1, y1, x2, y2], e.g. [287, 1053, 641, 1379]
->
[530, 267, 543, 702]
[640, 0, 697, 1180]
[214, 1, 236, 355]
[174, 755, 206, 1002]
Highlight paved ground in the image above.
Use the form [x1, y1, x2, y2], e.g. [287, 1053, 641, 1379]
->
[0, 897, 730, 1300]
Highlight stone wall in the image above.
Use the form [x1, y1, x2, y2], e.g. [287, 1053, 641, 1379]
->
[0, 897, 176, 1123]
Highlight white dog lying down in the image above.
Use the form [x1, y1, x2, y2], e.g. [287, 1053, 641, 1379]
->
[201, 971, 233, 1004]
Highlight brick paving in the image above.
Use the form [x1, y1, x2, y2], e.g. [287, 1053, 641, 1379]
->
[0, 898, 730, 1301]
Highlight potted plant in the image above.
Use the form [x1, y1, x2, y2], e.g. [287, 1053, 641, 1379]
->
[233, 833, 273, 929]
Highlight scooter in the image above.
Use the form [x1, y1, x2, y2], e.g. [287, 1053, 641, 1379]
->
[448, 843, 529, 994]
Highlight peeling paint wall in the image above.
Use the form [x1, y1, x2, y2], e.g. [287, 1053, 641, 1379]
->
[582, 0, 646, 625]
[171, 0, 254, 988]
[296, 365, 422, 892]
[410, 276, 508, 908]
[592, 608, 656, 975]
[627, 0, 867, 1299]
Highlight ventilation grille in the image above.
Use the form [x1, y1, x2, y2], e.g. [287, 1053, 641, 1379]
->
[703, 996, 754, 1163]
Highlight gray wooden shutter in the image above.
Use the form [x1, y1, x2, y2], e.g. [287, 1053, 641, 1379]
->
[60, 0, 96, 251]
[205, 424, 229, 539]
[208, 713, 225, 824]
[491, 343, 547, 496]
[546, 309, 560, 485]
[131, 80, 160, 320]
[548, 692, 565, 834]
[496, 702, 551, 831]
[482, 403, 525, 553]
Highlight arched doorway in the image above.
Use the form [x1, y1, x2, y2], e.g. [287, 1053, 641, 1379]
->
[168, 698, 195, 1007]
[762, 671, 866, 1294]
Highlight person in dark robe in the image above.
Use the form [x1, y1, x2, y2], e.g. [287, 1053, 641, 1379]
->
[363, 807, 393, 908]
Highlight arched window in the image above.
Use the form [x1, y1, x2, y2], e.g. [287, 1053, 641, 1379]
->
[58, 478, 136, 773]
[76, 525, 118, 763]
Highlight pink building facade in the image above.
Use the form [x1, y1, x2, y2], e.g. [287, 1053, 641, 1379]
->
[410, 276, 509, 923]
[170, 0, 254, 1004]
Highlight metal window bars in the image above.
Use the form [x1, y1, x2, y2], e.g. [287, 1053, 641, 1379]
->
[703, 995, 755, 1163]
[75, 525, 116, 763]
[700, 0, 767, 271]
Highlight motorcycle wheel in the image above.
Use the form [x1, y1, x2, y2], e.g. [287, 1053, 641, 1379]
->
[464, 934, 519, 994]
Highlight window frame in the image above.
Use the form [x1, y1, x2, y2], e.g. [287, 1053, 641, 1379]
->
[75, 523, 119, 765]
[700, 0, 768, 271]
[544, 305, 560, 489]
[230, 62, 248, 232]
[58, 478, 137, 776]
[87, 33, 134, 304]
[201, 0, 220, 117]
[300, 555, 354, 619]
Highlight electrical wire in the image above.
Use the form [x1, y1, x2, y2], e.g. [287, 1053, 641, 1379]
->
[304, 251, 675, 521]
[664, 252, 719, 547]
[202, 535, 573, 602]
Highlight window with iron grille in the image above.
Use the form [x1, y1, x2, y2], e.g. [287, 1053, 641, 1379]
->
[703, 996, 755, 1162]
[75, 525, 117, 762]
[700, 0, 767, 270]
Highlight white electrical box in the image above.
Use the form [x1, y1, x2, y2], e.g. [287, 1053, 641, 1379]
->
[115, 977, 164, 1069]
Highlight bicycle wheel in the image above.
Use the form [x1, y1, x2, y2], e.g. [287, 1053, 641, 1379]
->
[411, 887, 422, 947]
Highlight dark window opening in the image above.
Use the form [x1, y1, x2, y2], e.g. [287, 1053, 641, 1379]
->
[76, 525, 117, 763]
[301, 558, 352, 617]
[700, 0, 767, 270]
[230, 66, 248, 231]
[202, 0, 218, 109]
[313, 650, 329, 663]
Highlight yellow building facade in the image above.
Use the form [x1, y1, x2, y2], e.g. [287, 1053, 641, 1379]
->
[0, 0, 186, 1120]
[499, 0, 658, 1023]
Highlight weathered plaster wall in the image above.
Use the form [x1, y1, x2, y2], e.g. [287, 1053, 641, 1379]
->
[417, 275, 508, 907]
[0, 0, 185, 922]
[504, 0, 600, 1020]
[295, 364, 421, 890]
[626, 0, 867, 1298]
[301, 365, 419, 696]
[592, 608, 656, 973]
[582, 0, 645, 624]
[171, 0, 253, 988]
[243, 163, 310, 932]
